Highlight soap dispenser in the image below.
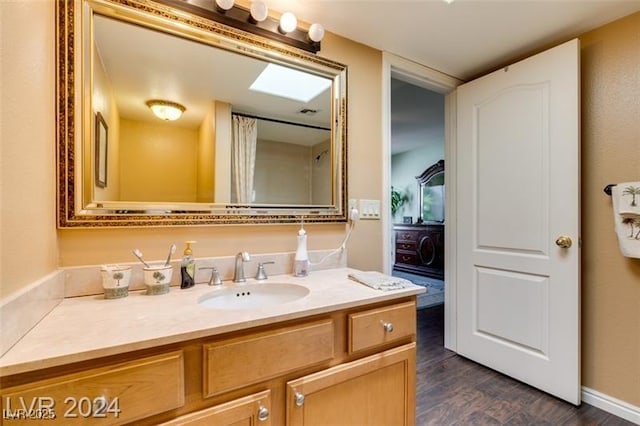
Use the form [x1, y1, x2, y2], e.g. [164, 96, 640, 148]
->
[180, 241, 197, 289]
[294, 224, 309, 277]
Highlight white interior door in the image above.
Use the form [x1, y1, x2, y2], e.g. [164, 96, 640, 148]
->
[456, 39, 580, 404]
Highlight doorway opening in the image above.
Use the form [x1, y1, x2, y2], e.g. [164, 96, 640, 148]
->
[389, 77, 445, 311]
[381, 52, 461, 350]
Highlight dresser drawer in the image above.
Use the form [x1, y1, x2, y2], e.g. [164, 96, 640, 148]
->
[1, 351, 185, 425]
[203, 319, 334, 398]
[396, 251, 419, 266]
[396, 241, 417, 251]
[397, 231, 419, 242]
[348, 302, 416, 353]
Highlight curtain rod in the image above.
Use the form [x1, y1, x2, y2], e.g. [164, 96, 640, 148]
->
[232, 112, 330, 131]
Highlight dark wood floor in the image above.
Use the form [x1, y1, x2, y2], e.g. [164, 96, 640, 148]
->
[415, 305, 633, 425]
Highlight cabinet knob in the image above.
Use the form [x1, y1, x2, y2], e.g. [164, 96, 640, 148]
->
[382, 321, 394, 332]
[294, 391, 305, 407]
[257, 406, 269, 421]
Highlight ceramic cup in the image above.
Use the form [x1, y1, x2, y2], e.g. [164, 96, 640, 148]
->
[100, 265, 132, 299]
[143, 264, 173, 295]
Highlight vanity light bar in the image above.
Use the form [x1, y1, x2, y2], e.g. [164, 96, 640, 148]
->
[154, 0, 322, 53]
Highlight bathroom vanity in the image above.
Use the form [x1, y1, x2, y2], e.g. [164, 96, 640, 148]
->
[0, 269, 422, 425]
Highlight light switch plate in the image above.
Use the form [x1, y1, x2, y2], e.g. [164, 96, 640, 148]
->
[359, 199, 381, 220]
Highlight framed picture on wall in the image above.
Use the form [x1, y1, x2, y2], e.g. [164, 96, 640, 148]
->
[403, 216, 412, 224]
[95, 112, 108, 188]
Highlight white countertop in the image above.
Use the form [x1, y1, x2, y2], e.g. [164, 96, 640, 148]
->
[0, 268, 424, 377]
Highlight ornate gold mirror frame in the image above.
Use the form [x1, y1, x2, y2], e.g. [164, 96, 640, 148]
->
[57, 0, 347, 227]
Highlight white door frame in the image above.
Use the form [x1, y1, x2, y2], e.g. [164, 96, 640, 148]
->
[381, 53, 462, 350]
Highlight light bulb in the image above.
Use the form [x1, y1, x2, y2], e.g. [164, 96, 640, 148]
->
[279, 12, 297, 34]
[215, 0, 234, 11]
[250, 1, 268, 22]
[308, 23, 324, 42]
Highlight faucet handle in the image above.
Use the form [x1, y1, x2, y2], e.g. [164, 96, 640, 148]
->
[255, 261, 275, 280]
[200, 266, 222, 286]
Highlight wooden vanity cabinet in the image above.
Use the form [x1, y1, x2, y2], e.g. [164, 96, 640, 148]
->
[0, 298, 417, 426]
[286, 344, 415, 426]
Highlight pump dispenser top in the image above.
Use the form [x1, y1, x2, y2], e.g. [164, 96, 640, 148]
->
[294, 223, 309, 277]
[180, 241, 196, 289]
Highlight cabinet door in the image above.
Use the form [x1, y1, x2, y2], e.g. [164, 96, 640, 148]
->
[160, 390, 271, 426]
[286, 344, 415, 426]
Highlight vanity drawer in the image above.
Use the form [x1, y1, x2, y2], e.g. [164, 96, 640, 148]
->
[203, 319, 334, 398]
[160, 390, 271, 425]
[348, 302, 416, 353]
[1, 351, 185, 425]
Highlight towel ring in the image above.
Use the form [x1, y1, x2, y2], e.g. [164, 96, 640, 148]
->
[604, 184, 616, 196]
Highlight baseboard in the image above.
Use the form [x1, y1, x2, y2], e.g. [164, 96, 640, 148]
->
[582, 386, 640, 425]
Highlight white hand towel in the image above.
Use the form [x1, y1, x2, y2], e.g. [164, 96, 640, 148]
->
[348, 271, 413, 291]
[615, 182, 640, 216]
[612, 184, 640, 259]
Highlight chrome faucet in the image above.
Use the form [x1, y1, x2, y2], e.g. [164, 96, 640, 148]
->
[233, 251, 251, 283]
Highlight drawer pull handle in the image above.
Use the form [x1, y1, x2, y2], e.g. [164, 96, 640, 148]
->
[382, 321, 394, 332]
[257, 406, 269, 421]
[294, 391, 305, 407]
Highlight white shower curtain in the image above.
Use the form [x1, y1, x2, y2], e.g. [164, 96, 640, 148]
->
[232, 115, 257, 204]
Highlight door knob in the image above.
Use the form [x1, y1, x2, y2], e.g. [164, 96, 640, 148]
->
[555, 235, 572, 248]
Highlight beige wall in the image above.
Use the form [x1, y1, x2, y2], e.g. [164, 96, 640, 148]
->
[321, 33, 384, 271]
[119, 119, 199, 202]
[0, 0, 58, 298]
[312, 140, 332, 205]
[214, 101, 232, 203]
[197, 102, 216, 202]
[92, 44, 121, 201]
[580, 12, 640, 406]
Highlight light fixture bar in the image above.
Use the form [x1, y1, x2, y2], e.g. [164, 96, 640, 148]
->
[154, 0, 322, 53]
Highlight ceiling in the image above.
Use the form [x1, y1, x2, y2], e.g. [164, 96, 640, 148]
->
[266, 0, 640, 80]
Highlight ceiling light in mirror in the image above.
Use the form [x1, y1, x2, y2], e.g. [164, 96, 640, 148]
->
[250, 64, 332, 102]
[146, 100, 186, 121]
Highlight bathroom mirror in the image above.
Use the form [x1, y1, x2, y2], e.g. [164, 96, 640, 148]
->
[57, 0, 347, 227]
[416, 160, 445, 224]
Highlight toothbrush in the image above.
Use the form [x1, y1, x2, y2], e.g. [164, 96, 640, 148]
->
[164, 244, 176, 266]
[132, 249, 150, 268]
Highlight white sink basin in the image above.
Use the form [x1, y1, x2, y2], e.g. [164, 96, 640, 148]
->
[198, 283, 309, 310]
